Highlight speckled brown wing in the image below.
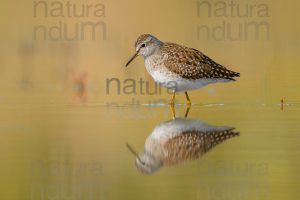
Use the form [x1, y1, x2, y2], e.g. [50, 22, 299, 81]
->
[162, 129, 239, 166]
[161, 43, 240, 80]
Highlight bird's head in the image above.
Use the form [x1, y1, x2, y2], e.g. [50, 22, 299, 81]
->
[125, 34, 163, 67]
[126, 143, 162, 174]
[134, 153, 162, 174]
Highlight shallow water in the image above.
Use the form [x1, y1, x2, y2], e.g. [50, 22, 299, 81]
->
[0, 96, 299, 200]
[1, 0, 300, 199]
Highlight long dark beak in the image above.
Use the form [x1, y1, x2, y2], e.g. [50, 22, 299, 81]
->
[126, 143, 143, 163]
[125, 51, 139, 67]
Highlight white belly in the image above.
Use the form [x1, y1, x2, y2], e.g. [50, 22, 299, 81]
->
[144, 59, 229, 92]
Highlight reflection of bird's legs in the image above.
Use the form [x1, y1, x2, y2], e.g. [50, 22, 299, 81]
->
[170, 104, 176, 119]
[169, 91, 176, 119]
[185, 91, 191, 106]
[169, 91, 175, 106]
[184, 106, 190, 118]
[184, 91, 191, 118]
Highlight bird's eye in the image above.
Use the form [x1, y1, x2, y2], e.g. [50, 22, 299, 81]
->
[141, 44, 146, 48]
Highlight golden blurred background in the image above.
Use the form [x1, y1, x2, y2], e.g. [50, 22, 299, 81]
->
[0, 0, 299, 200]
[0, 0, 299, 104]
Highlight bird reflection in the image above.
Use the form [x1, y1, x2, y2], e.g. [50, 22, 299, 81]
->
[127, 108, 239, 174]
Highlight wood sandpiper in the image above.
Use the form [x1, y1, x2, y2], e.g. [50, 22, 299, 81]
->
[126, 34, 240, 105]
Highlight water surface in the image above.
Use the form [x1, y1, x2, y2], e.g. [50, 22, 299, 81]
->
[0, 99, 299, 200]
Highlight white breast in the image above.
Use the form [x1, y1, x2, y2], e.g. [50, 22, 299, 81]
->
[144, 57, 181, 90]
[146, 118, 232, 145]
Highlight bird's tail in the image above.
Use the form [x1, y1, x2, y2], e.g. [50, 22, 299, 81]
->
[226, 70, 240, 81]
[210, 128, 240, 145]
[201, 128, 240, 153]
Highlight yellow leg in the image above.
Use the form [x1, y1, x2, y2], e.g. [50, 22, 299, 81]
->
[184, 106, 190, 118]
[169, 91, 176, 106]
[185, 91, 191, 106]
[170, 104, 176, 119]
[169, 91, 176, 118]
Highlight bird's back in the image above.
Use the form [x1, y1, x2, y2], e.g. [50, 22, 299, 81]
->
[162, 128, 239, 165]
[160, 42, 240, 81]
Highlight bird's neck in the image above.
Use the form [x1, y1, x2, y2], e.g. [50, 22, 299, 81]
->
[144, 45, 163, 60]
